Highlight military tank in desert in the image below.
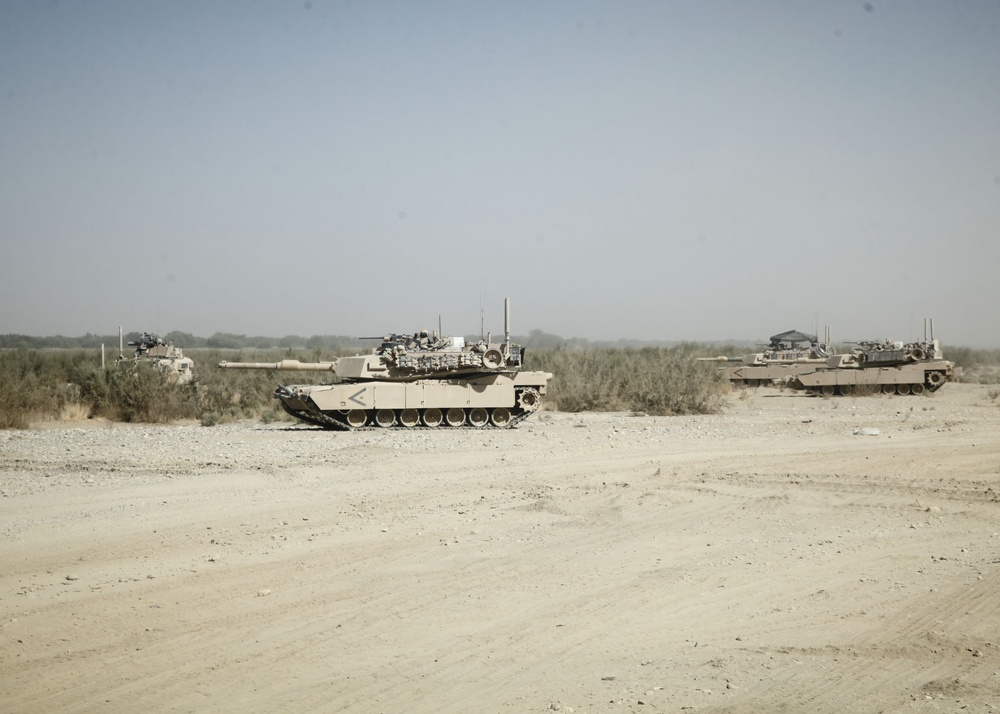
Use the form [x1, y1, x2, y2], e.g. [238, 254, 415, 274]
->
[218, 299, 552, 429]
[790, 322, 957, 396]
[699, 328, 833, 388]
[115, 331, 195, 384]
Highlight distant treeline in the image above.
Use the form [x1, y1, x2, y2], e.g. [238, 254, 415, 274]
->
[0, 329, 694, 352]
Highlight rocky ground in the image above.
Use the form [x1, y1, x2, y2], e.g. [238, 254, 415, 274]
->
[2, 384, 999, 713]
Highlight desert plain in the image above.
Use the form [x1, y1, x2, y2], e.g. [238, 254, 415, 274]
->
[2, 383, 999, 713]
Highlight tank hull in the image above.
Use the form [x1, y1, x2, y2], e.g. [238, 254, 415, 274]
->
[274, 371, 551, 430]
[791, 359, 954, 396]
[721, 362, 827, 388]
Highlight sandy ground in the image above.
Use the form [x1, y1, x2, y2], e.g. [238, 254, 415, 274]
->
[2, 384, 999, 713]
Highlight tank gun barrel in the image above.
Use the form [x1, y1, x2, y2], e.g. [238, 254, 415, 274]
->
[218, 359, 338, 372]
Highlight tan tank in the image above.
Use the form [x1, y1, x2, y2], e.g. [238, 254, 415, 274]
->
[117, 331, 195, 384]
[218, 299, 552, 429]
[699, 329, 833, 387]
[791, 332, 957, 396]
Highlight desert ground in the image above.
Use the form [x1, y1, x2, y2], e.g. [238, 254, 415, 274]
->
[2, 383, 999, 713]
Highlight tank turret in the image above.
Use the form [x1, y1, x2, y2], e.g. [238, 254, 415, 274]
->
[697, 328, 833, 388]
[218, 299, 551, 430]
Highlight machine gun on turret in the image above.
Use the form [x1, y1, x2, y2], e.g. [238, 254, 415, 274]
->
[114, 330, 194, 383]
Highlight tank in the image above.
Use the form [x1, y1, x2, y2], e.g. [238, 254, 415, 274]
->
[699, 329, 833, 387]
[790, 333, 957, 396]
[118, 331, 195, 384]
[218, 299, 552, 430]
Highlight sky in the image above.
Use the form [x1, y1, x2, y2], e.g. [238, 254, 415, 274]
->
[2, 1, 998, 347]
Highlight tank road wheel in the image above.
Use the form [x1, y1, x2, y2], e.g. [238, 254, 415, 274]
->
[896, 384, 911, 396]
[517, 388, 541, 411]
[421, 408, 443, 428]
[482, 349, 504, 369]
[926, 371, 945, 388]
[910, 347, 926, 361]
[445, 408, 466, 427]
[911, 383, 926, 395]
[820, 385, 836, 396]
[468, 407, 489, 428]
[375, 409, 396, 428]
[881, 384, 896, 394]
[490, 407, 512, 427]
[399, 409, 420, 428]
[837, 385, 854, 396]
[346, 410, 368, 428]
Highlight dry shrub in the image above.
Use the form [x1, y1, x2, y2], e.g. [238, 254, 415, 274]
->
[0, 343, 724, 429]
[69, 359, 198, 423]
[948, 347, 1000, 384]
[59, 402, 91, 421]
[0, 350, 62, 428]
[189, 347, 342, 424]
[0, 346, 338, 430]
[529, 345, 726, 416]
[55, 382, 91, 420]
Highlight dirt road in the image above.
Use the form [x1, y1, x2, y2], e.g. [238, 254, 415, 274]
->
[2, 384, 999, 713]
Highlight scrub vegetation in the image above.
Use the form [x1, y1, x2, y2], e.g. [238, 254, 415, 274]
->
[0, 348, 330, 429]
[1, 343, 997, 429]
[946, 347, 1000, 384]
[530, 344, 726, 416]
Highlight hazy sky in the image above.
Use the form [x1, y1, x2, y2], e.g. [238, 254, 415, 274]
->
[2, 1, 998, 346]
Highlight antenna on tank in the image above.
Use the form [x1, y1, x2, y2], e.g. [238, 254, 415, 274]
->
[504, 297, 511, 350]
[480, 291, 489, 340]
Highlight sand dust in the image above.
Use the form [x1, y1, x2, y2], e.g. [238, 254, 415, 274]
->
[2, 384, 999, 713]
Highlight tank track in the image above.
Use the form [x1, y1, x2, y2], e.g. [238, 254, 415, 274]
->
[276, 388, 542, 431]
[803, 376, 948, 397]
